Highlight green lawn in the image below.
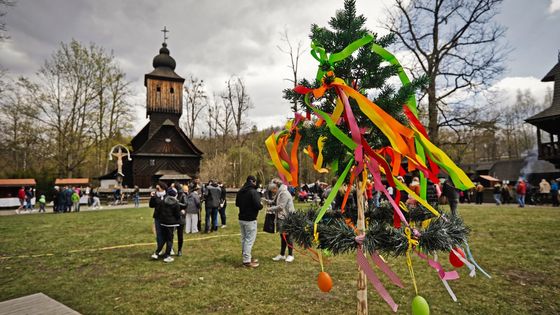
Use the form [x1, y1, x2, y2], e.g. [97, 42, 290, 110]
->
[0, 203, 559, 314]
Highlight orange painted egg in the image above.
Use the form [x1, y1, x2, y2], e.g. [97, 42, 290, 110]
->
[317, 271, 333, 292]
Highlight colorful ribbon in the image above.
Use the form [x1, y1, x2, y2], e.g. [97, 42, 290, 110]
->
[357, 240, 399, 312]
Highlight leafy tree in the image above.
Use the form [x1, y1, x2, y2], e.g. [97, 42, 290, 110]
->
[15, 40, 132, 177]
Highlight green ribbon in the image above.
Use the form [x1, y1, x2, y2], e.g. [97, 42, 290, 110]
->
[314, 157, 354, 225]
[371, 43, 417, 116]
[372, 43, 428, 194]
[304, 94, 357, 150]
[311, 34, 374, 83]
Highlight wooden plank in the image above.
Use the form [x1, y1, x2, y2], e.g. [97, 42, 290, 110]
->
[0, 293, 81, 315]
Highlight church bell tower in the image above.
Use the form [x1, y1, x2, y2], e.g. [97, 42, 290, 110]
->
[144, 29, 185, 138]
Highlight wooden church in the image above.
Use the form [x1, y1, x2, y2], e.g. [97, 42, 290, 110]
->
[526, 54, 560, 168]
[122, 39, 203, 188]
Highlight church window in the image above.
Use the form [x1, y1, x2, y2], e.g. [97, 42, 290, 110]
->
[156, 86, 161, 92]
[149, 159, 155, 166]
[164, 138, 171, 143]
[170, 87, 174, 94]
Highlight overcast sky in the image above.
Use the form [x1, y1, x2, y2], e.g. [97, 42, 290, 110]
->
[1, 0, 559, 133]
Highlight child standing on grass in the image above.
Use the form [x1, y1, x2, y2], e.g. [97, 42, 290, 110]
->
[133, 185, 140, 208]
[38, 195, 46, 213]
[71, 190, 80, 212]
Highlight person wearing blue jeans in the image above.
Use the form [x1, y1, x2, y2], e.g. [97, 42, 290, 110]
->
[517, 194, 525, 207]
[204, 181, 222, 233]
[493, 184, 502, 205]
[133, 186, 140, 208]
[205, 205, 218, 233]
[236, 175, 263, 268]
[239, 220, 257, 263]
[516, 179, 526, 208]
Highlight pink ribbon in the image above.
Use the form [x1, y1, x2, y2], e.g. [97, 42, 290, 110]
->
[417, 251, 459, 301]
[371, 251, 404, 288]
[416, 252, 459, 281]
[357, 249, 398, 312]
[337, 87, 362, 158]
[366, 159, 410, 227]
[293, 112, 305, 126]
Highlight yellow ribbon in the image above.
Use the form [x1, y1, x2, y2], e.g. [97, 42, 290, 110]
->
[314, 136, 329, 173]
[265, 133, 292, 181]
[415, 131, 475, 190]
[405, 227, 419, 295]
[393, 177, 441, 218]
[331, 96, 344, 122]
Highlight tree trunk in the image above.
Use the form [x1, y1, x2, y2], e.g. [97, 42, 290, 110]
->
[356, 185, 368, 315]
[427, 78, 439, 145]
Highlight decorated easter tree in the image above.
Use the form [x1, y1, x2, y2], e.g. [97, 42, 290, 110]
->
[266, 1, 490, 314]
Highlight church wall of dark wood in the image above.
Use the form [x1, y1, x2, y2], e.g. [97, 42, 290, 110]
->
[146, 78, 183, 115]
[121, 42, 203, 188]
[131, 156, 201, 188]
[139, 126, 196, 155]
[147, 114, 180, 139]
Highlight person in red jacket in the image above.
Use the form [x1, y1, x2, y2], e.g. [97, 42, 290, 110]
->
[365, 180, 374, 211]
[16, 186, 26, 213]
[516, 179, 526, 208]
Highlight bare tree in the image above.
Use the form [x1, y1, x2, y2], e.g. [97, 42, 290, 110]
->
[498, 89, 544, 158]
[205, 95, 218, 139]
[183, 75, 207, 139]
[0, 0, 14, 41]
[277, 28, 305, 111]
[386, 0, 508, 144]
[222, 76, 251, 141]
[216, 92, 234, 146]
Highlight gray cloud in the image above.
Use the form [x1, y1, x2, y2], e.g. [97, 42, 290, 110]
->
[1, 0, 559, 131]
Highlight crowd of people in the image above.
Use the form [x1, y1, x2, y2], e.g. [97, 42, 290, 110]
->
[52, 186, 85, 213]
[475, 178, 560, 208]
[148, 176, 299, 268]
[149, 180, 228, 263]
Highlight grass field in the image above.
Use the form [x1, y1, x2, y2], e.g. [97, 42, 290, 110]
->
[0, 203, 559, 314]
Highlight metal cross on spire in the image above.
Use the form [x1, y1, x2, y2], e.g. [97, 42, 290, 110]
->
[161, 26, 170, 43]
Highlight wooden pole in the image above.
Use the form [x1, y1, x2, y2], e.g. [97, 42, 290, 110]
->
[356, 182, 368, 315]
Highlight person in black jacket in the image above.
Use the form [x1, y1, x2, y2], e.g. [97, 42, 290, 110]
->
[151, 188, 182, 263]
[150, 183, 167, 257]
[176, 184, 188, 256]
[441, 178, 459, 216]
[204, 180, 222, 233]
[218, 181, 227, 228]
[235, 175, 263, 268]
[53, 186, 60, 213]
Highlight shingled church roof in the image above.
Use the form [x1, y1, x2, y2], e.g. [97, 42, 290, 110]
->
[526, 58, 560, 133]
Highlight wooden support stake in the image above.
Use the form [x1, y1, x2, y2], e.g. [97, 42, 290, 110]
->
[356, 181, 368, 315]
